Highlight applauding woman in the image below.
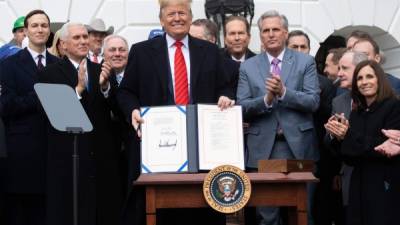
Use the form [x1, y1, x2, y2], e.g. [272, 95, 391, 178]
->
[340, 60, 400, 225]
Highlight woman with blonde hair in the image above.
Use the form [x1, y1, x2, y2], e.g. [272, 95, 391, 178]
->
[48, 29, 64, 57]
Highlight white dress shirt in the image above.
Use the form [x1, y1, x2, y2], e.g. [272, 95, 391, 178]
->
[88, 50, 103, 63]
[27, 46, 47, 67]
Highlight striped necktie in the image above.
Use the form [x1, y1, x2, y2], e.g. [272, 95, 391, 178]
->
[37, 54, 44, 70]
[174, 41, 188, 105]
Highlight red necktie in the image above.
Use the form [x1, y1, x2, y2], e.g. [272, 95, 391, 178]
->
[174, 41, 189, 105]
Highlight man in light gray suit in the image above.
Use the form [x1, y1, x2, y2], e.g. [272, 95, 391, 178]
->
[237, 10, 320, 225]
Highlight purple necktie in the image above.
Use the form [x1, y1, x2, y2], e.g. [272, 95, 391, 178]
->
[271, 58, 281, 75]
[271, 58, 283, 135]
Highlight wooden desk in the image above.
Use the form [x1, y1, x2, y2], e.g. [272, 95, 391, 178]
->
[135, 172, 317, 225]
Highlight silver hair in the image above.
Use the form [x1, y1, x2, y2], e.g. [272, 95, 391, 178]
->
[351, 51, 368, 66]
[59, 22, 86, 41]
[257, 10, 289, 31]
[103, 34, 129, 50]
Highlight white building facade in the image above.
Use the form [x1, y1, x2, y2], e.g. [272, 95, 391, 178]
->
[1, 0, 399, 75]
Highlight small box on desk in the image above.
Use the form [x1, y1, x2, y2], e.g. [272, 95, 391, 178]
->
[258, 159, 314, 173]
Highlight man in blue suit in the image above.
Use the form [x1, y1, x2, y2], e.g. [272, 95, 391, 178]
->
[237, 10, 320, 225]
[0, 9, 58, 225]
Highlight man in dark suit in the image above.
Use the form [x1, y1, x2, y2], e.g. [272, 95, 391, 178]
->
[221, 15, 255, 63]
[102, 34, 135, 224]
[324, 50, 368, 225]
[38, 22, 122, 225]
[190, 18, 240, 97]
[0, 103, 6, 157]
[0, 9, 58, 225]
[0, 88, 5, 224]
[118, 1, 234, 225]
[287, 29, 343, 225]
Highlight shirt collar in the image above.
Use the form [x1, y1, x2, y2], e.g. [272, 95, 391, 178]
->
[68, 57, 86, 70]
[266, 48, 285, 64]
[88, 50, 102, 57]
[116, 71, 124, 78]
[27, 46, 47, 60]
[231, 54, 246, 63]
[166, 33, 189, 49]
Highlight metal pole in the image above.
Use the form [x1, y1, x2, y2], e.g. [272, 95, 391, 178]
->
[72, 134, 79, 225]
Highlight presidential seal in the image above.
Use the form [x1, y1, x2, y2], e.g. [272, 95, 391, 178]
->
[203, 165, 251, 213]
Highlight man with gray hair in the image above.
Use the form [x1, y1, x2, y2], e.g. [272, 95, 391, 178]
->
[237, 10, 320, 225]
[190, 18, 218, 43]
[324, 50, 368, 225]
[103, 34, 129, 86]
[38, 22, 122, 225]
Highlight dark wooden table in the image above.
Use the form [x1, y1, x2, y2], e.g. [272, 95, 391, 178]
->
[135, 172, 317, 225]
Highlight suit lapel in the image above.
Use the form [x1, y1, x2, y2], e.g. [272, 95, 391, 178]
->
[343, 92, 352, 118]
[86, 59, 98, 92]
[188, 36, 206, 95]
[256, 53, 270, 83]
[280, 49, 294, 85]
[59, 57, 78, 87]
[46, 51, 58, 65]
[17, 48, 38, 79]
[151, 37, 169, 98]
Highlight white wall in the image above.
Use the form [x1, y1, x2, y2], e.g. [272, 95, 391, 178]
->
[1, 0, 400, 75]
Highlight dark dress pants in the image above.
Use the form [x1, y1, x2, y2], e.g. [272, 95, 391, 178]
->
[4, 193, 45, 225]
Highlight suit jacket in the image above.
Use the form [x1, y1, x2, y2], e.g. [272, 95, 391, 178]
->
[38, 57, 122, 225]
[117, 34, 230, 225]
[314, 75, 341, 178]
[221, 47, 256, 61]
[118, 34, 233, 121]
[0, 112, 5, 158]
[332, 91, 351, 117]
[237, 48, 320, 168]
[0, 48, 58, 193]
[220, 48, 255, 98]
[386, 73, 400, 94]
[340, 97, 400, 225]
[324, 90, 353, 205]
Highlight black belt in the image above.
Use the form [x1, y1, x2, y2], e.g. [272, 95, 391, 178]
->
[275, 133, 286, 141]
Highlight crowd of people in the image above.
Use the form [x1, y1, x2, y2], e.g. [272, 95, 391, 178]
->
[0, 0, 399, 225]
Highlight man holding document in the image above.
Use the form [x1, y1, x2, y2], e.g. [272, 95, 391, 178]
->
[117, 0, 234, 224]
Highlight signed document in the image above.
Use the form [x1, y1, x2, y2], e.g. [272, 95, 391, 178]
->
[197, 104, 244, 170]
[141, 106, 188, 173]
